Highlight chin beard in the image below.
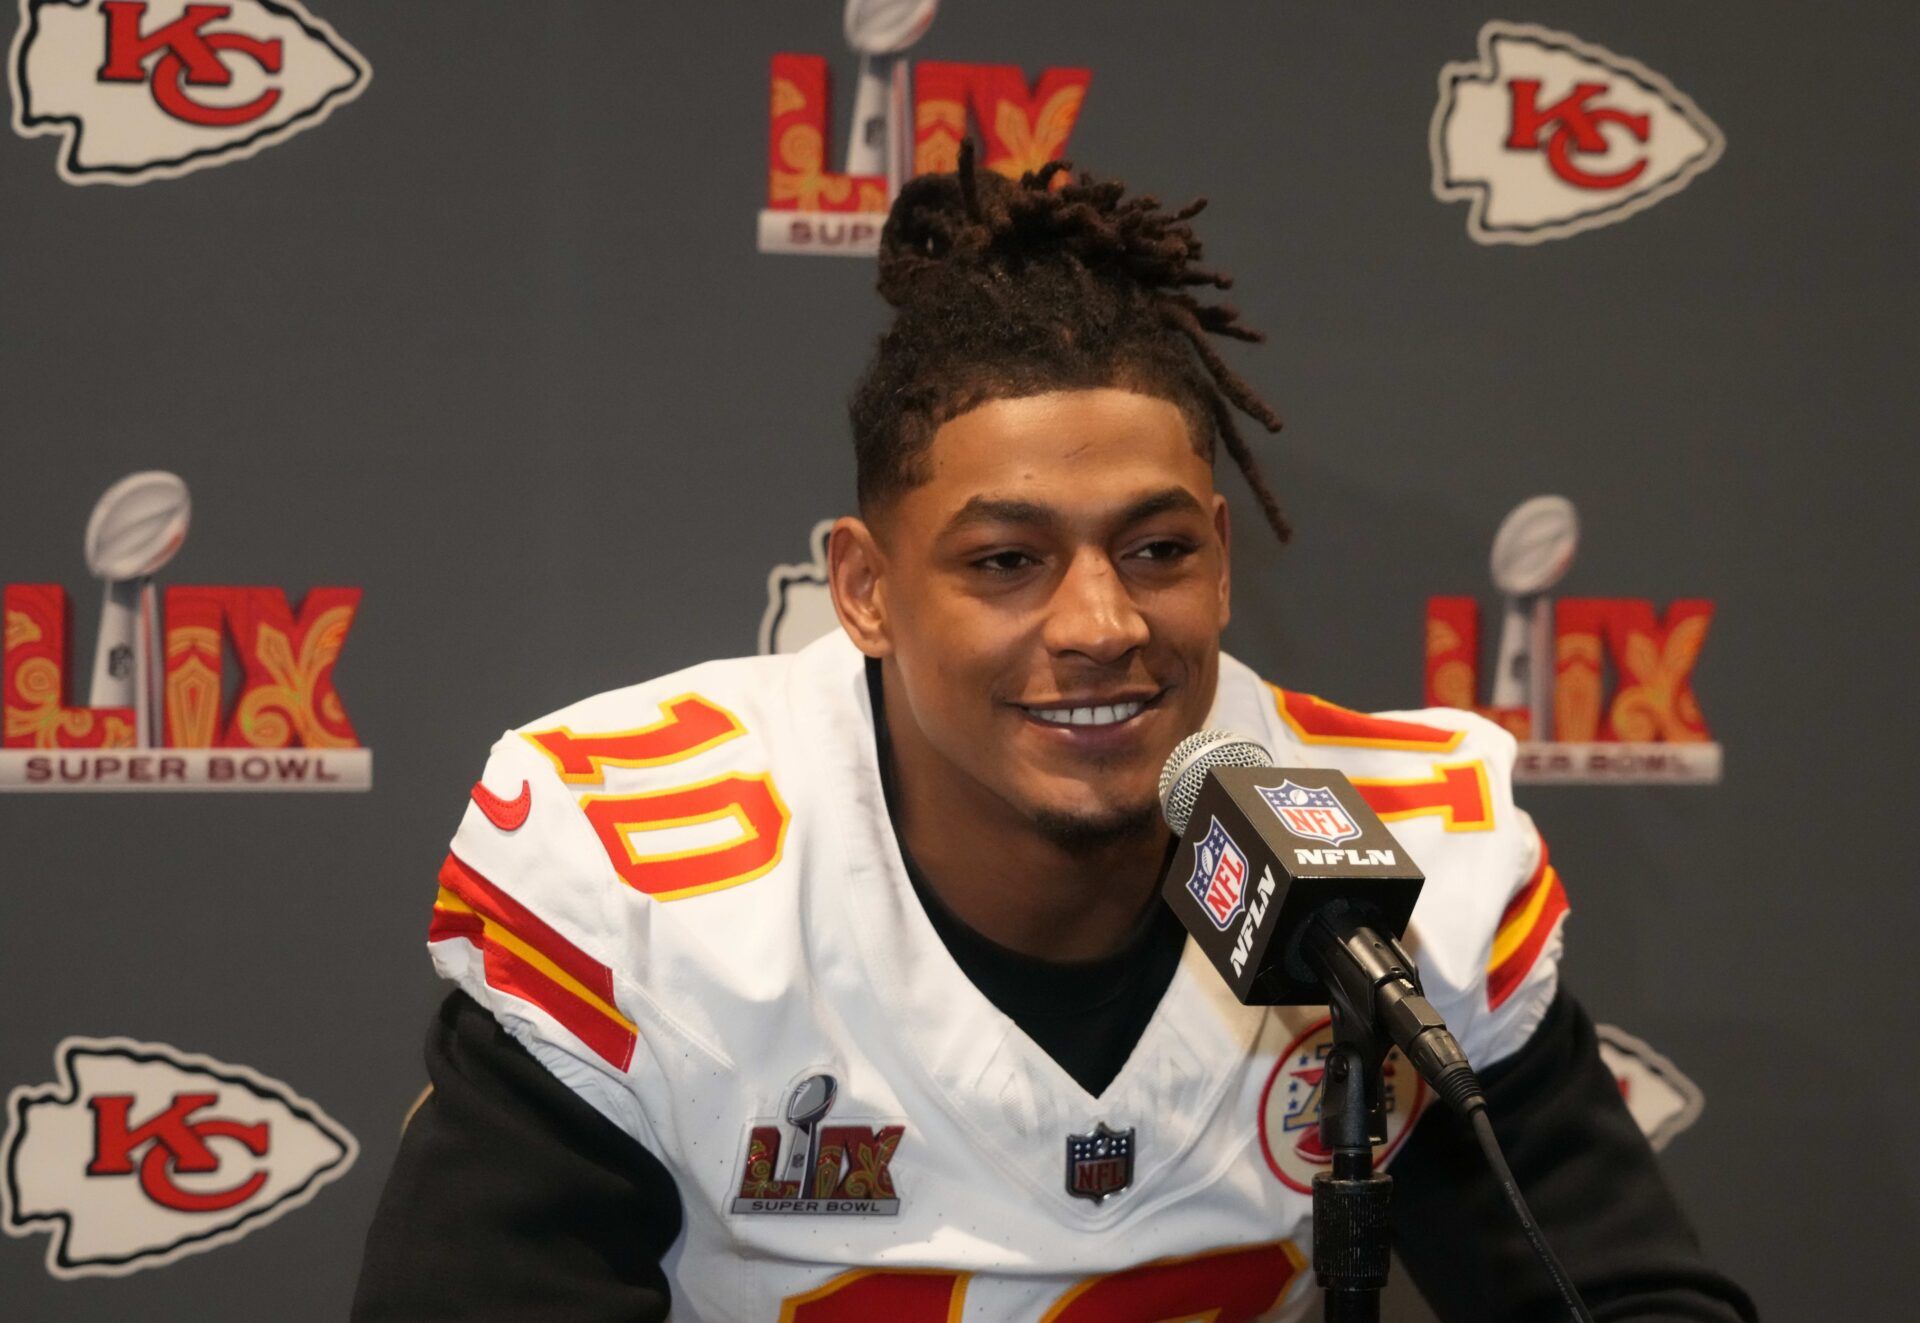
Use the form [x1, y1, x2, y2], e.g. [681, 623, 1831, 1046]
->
[1029, 799, 1162, 853]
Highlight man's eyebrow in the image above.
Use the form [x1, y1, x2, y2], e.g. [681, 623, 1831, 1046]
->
[1120, 487, 1207, 524]
[941, 487, 1206, 536]
[941, 496, 1058, 535]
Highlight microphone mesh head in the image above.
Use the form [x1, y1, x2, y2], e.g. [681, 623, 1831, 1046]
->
[1158, 729, 1274, 836]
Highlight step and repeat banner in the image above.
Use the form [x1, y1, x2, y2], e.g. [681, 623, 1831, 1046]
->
[2, 3, 1912, 1320]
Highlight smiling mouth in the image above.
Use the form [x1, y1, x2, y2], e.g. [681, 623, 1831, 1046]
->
[1020, 691, 1165, 729]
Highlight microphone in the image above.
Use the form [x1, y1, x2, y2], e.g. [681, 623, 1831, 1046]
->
[1160, 731, 1595, 1322]
[1157, 729, 1483, 1117]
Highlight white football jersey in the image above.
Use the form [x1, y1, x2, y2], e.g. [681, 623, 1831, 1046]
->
[427, 629, 1566, 1322]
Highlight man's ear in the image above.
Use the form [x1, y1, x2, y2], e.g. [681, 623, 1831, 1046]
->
[828, 515, 892, 658]
[1213, 492, 1232, 630]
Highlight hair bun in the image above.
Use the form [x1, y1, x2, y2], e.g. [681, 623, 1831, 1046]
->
[876, 141, 1229, 311]
[856, 141, 1294, 543]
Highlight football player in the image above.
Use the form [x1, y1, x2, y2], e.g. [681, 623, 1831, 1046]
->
[354, 149, 1755, 1322]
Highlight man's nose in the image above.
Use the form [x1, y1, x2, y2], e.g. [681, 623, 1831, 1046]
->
[1042, 551, 1151, 664]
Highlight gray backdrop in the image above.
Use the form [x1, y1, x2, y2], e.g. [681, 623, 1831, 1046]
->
[3, 2, 1915, 1319]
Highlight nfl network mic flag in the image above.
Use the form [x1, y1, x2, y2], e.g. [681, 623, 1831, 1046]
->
[1161, 767, 1424, 1004]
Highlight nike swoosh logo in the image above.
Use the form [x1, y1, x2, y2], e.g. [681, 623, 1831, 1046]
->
[470, 778, 531, 831]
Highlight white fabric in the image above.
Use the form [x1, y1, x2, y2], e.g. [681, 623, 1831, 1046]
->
[431, 629, 1562, 1322]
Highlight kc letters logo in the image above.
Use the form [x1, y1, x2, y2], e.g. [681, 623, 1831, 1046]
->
[9, 0, 369, 185]
[3, 1038, 357, 1278]
[2, 470, 371, 791]
[731, 1073, 905, 1216]
[760, 2, 1090, 254]
[1430, 22, 1722, 244]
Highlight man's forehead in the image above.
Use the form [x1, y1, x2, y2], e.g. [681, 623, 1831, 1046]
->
[904, 389, 1216, 523]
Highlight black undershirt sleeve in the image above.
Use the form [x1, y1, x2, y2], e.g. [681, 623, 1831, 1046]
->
[1390, 988, 1758, 1322]
[350, 990, 679, 1323]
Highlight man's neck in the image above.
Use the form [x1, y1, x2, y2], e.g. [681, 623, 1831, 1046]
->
[875, 663, 1168, 963]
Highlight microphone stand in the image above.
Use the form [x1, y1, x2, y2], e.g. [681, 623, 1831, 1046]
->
[1306, 922, 1405, 1322]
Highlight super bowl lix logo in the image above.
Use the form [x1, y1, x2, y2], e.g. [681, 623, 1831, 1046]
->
[1430, 22, 1722, 244]
[760, 0, 1091, 254]
[1, 470, 371, 790]
[9, 0, 369, 185]
[730, 1073, 904, 1216]
[1425, 496, 1720, 785]
[2, 1038, 357, 1278]
[1260, 1019, 1425, 1194]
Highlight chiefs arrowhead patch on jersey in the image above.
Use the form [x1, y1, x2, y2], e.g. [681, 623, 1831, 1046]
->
[2, 1038, 357, 1278]
[8, 0, 370, 185]
[1430, 21, 1722, 245]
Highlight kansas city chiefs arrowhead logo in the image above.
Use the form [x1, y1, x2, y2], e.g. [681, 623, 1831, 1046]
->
[759, 519, 839, 656]
[8, 0, 370, 185]
[3, 1038, 357, 1278]
[1430, 22, 1723, 244]
[1595, 1023, 1705, 1152]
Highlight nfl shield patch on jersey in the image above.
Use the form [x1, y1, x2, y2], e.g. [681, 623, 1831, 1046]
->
[1064, 1122, 1135, 1205]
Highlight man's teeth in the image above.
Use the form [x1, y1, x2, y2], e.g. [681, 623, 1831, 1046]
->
[1030, 701, 1146, 727]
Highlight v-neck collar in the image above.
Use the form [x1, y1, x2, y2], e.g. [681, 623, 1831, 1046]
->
[866, 656, 1187, 1040]
[795, 634, 1268, 1222]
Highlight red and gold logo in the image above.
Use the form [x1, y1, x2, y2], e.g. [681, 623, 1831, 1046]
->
[1, 471, 369, 791]
[1424, 496, 1719, 784]
[758, 2, 1090, 254]
[729, 1073, 904, 1216]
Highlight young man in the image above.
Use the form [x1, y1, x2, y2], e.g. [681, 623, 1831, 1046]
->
[354, 153, 1754, 1321]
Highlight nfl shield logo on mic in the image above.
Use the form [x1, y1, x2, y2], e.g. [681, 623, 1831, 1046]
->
[1185, 817, 1249, 930]
[1258, 781, 1362, 846]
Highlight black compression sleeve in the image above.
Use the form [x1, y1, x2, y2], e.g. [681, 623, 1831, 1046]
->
[351, 991, 681, 1323]
[1390, 989, 1757, 1322]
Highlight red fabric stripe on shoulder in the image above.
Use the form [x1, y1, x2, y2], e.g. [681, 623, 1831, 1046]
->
[480, 940, 637, 1072]
[438, 852, 618, 1006]
[1487, 873, 1569, 1010]
[427, 903, 484, 945]
[1497, 837, 1552, 932]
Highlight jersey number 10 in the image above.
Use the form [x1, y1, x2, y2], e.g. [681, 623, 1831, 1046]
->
[528, 694, 792, 903]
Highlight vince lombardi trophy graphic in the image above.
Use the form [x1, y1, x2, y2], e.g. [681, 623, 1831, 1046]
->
[842, 0, 939, 199]
[783, 1073, 838, 1191]
[84, 471, 191, 748]
[1488, 495, 1578, 742]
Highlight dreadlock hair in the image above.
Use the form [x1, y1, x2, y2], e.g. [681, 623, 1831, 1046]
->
[849, 141, 1291, 543]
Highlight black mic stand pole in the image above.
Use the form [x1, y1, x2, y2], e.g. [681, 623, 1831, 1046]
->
[1308, 921, 1400, 1323]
